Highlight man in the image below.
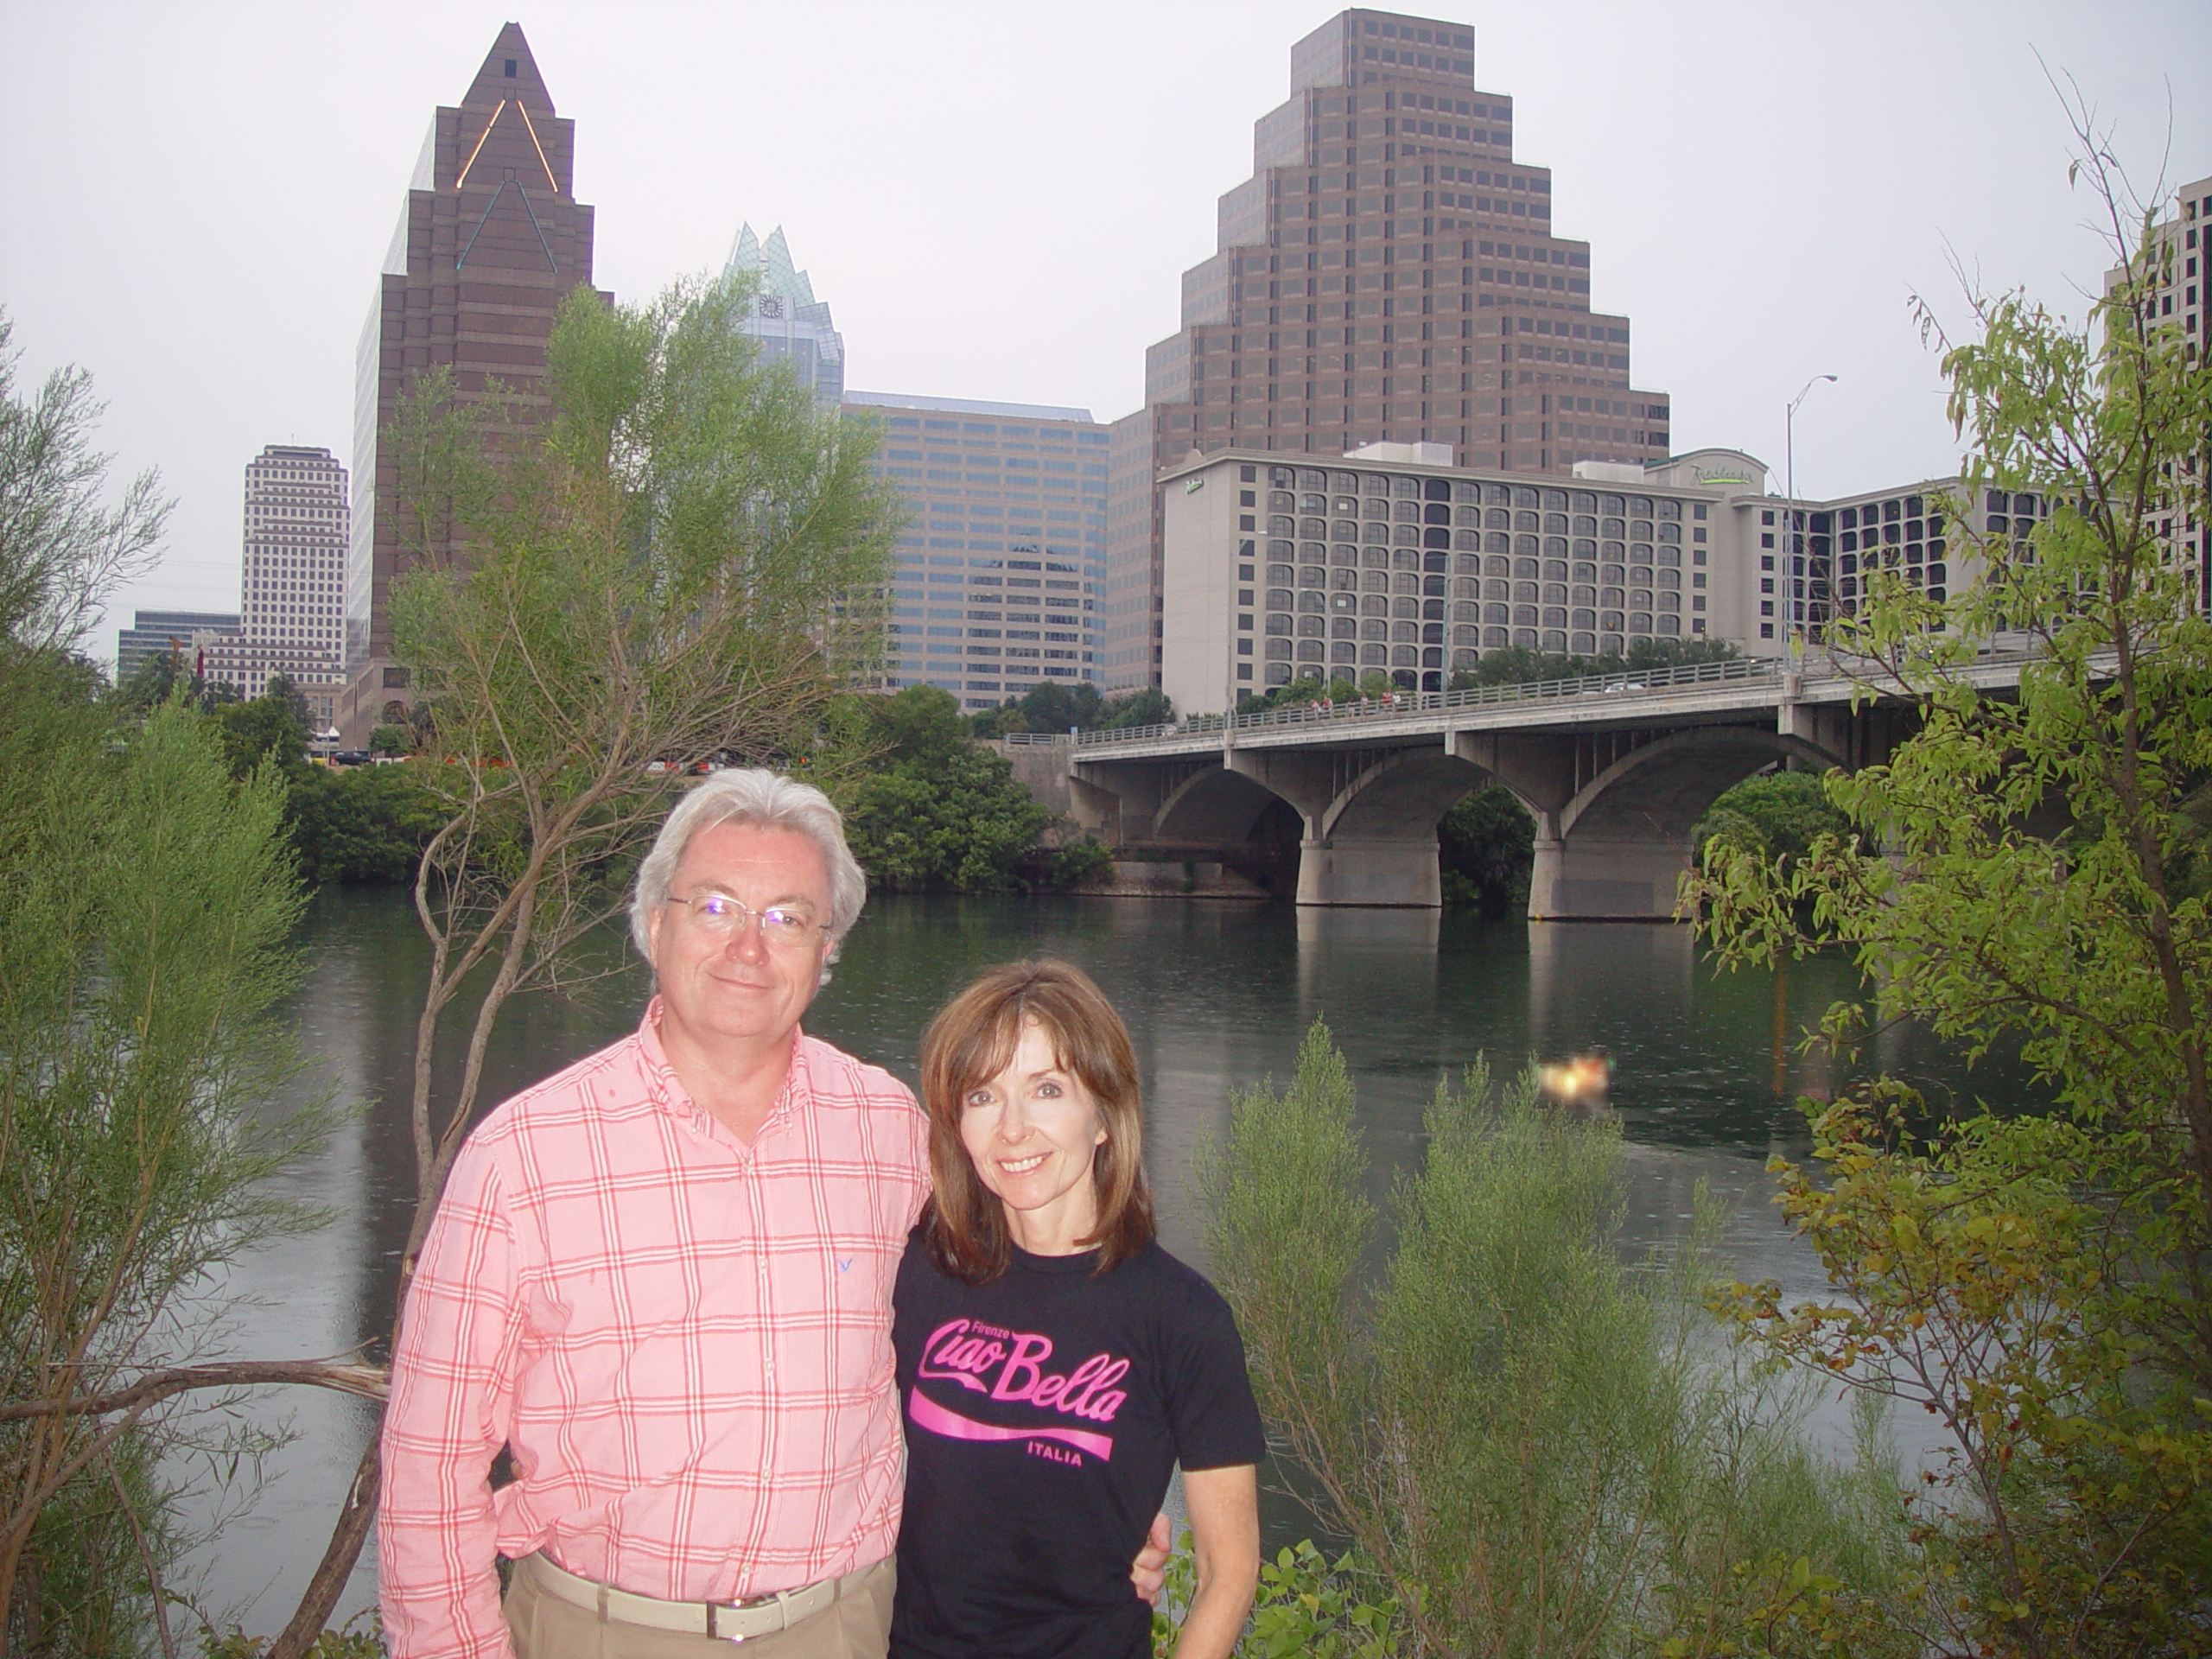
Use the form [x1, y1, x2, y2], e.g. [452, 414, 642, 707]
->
[380, 771, 1166, 1657]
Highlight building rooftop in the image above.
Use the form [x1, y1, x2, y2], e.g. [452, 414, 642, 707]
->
[845, 389, 1095, 423]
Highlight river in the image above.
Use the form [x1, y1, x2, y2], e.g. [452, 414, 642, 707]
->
[182, 885, 2023, 1634]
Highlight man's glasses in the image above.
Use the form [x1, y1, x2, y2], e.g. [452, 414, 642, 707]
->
[664, 893, 826, 947]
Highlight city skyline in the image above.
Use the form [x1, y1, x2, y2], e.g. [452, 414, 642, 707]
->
[1, 0, 2203, 661]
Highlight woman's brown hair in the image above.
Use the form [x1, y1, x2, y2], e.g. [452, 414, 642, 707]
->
[918, 957, 1155, 1284]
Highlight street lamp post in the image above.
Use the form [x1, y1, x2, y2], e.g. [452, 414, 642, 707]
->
[1784, 373, 1838, 656]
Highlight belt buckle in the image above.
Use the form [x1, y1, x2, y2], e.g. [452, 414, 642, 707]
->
[707, 1588, 782, 1643]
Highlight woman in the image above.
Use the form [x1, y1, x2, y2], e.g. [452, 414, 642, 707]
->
[891, 959, 1263, 1659]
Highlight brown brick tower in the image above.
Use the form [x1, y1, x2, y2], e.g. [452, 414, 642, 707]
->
[1105, 8, 1672, 689]
[340, 22, 596, 734]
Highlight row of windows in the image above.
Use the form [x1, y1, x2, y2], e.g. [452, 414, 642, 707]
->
[1251, 584, 1698, 634]
[1251, 612, 1686, 682]
[1267, 506, 1690, 544]
[1260, 540, 1700, 577]
[1252, 466, 1693, 521]
[880, 416, 1106, 445]
[1259, 552, 1695, 585]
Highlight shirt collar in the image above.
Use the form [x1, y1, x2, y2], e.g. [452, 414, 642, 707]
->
[637, 996, 807, 1147]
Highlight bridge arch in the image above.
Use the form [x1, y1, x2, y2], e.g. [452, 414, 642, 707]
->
[1317, 747, 1513, 842]
[1559, 728, 1847, 843]
[1531, 727, 1850, 921]
[1152, 764, 1287, 844]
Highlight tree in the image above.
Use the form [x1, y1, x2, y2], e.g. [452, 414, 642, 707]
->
[835, 686, 1059, 890]
[288, 765, 448, 887]
[1436, 786, 1534, 913]
[0, 698, 326, 1656]
[1202, 1024, 1905, 1658]
[0, 321, 344, 1654]
[1446, 635, 1743, 691]
[210, 690, 309, 783]
[974, 681, 1158, 738]
[1691, 771, 1850, 875]
[1688, 142, 2212, 1655]
[859, 682, 970, 765]
[1097, 685, 1173, 729]
[0, 313, 168, 654]
[272, 274, 902, 1646]
[1006, 679, 1104, 734]
[262, 675, 312, 734]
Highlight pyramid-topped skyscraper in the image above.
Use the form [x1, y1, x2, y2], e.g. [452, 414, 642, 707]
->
[721, 224, 845, 404]
[1104, 8, 1674, 689]
[340, 22, 599, 736]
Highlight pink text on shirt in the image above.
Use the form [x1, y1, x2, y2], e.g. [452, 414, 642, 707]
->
[918, 1319, 1129, 1424]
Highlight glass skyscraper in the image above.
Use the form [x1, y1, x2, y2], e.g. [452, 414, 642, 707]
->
[844, 391, 1109, 709]
[724, 225, 846, 405]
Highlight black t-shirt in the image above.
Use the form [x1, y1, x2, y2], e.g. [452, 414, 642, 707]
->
[889, 1230, 1266, 1659]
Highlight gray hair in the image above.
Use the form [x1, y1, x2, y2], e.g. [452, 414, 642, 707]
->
[629, 770, 868, 965]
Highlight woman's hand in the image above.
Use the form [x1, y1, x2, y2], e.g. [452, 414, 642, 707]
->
[1169, 1465, 1260, 1659]
[1129, 1510, 1173, 1604]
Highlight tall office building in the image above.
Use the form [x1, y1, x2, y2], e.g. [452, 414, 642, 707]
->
[340, 23, 598, 739]
[199, 446, 350, 725]
[724, 225, 846, 404]
[846, 391, 1109, 709]
[1106, 8, 1672, 689]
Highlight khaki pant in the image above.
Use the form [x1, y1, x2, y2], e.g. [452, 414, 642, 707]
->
[505, 1553, 895, 1659]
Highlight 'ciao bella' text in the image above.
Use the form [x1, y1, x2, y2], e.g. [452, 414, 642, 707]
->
[920, 1319, 1129, 1423]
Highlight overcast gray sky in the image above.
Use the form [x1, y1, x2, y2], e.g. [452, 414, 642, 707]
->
[3, 0, 2206, 664]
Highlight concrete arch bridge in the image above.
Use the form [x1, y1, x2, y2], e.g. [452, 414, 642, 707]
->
[1014, 658, 1979, 919]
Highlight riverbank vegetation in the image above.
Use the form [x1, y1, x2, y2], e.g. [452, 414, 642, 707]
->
[830, 685, 1111, 891]
[969, 679, 1173, 737]
[0, 315, 344, 1652]
[1683, 148, 2212, 1653]
[1433, 763, 1839, 918]
[1690, 772, 1850, 880]
[1191, 1023, 1904, 1658]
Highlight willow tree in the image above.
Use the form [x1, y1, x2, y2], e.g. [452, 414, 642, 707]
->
[1689, 139, 2212, 1656]
[0, 315, 346, 1656]
[275, 276, 901, 1647]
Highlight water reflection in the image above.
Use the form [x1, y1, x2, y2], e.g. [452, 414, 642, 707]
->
[179, 888, 2037, 1631]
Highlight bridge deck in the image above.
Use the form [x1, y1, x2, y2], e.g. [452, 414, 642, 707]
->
[1039, 652, 2036, 761]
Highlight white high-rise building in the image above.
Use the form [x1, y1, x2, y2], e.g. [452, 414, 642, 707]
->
[2104, 170, 2209, 613]
[203, 445, 349, 727]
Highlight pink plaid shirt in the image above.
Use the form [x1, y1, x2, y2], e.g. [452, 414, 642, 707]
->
[378, 1001, 931, 1658]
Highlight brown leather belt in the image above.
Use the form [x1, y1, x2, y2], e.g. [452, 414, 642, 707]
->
[523, 1551, 862, 1642]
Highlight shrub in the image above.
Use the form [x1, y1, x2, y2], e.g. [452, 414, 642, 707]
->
[1201, 1023, 1909, 1657]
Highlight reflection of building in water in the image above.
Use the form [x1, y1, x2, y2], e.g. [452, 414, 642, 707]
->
[1525, 921, 1691, 1058]
[1295, 905, 1440, 1017]
[1141, 1021, 1240, 1268]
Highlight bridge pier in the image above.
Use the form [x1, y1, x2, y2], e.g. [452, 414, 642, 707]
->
[1294, 836, 1442, 908]
[1527, 833, 1694, 922]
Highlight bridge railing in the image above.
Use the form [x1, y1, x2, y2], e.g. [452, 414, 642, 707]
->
[1071, 654, 1784, 748]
